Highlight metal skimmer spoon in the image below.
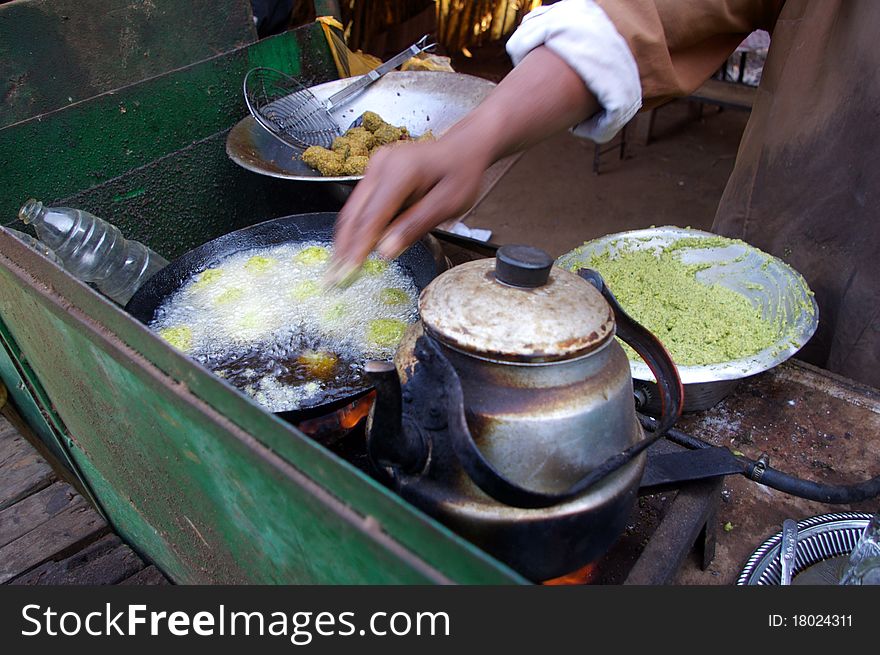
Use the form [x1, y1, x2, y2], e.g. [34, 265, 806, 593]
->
[244, 35, 436, 150]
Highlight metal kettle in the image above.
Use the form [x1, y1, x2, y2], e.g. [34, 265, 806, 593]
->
[366, 245, 683, 581]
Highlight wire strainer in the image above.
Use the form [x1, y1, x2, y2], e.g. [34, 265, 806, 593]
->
[244, 35, 435, 150]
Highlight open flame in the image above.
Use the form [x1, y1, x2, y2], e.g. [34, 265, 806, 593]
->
[541, 561, 599, 586]
[296, 391, 375, 437]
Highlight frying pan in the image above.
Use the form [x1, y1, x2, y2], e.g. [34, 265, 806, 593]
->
[125, 212, 445, 423]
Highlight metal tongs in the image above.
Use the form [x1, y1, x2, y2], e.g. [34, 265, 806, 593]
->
[244, 35, 436, 150]
[322, 34, 436, 112]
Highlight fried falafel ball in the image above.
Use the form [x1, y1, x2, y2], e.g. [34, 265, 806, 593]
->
[301, 146, 346, 176]
[360, 111, 386, 133]
[244, 255, 276, 273]
[345, 126, 376, 149]
[379, 288, 409, 306]
[330, 136, 351, 159]
[215, 287, 245, 306]
[362, 259, 389, 275]
[297, 350, 338, 379]
[343, 155, 370, 176]
[294, 245, 331, 266]
[192, 267, 223, 290]
[373, 123, 406, 145]
[289, 279, 320, 301]
[367, 318, 407, 349]
[332, 135, 370, 159]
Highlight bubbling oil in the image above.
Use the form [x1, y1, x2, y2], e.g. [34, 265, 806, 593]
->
[150, 241, 419, 412]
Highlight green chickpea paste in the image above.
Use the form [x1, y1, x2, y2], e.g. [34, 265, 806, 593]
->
[560, 239, 779, 366]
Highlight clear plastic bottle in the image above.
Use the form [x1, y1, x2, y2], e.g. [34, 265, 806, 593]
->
[3, 227, 65, 266]
[18, 199, 169, 305]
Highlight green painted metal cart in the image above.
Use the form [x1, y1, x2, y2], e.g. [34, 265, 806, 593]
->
[0, 0, 523, 584]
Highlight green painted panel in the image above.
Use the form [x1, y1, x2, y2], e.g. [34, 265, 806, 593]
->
[0, 289, 432, 583]
[0, 235, 524, 584]
[0, 318, 66, 463]
[55, 130, 343, 260]
[0, 24, 338, 224]
[0, 0, 257, 126]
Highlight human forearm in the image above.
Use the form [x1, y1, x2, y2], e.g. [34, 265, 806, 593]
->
[437, 46, 600, 164]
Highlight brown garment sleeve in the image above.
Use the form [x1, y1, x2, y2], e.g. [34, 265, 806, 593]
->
[595, 0, 784, 107]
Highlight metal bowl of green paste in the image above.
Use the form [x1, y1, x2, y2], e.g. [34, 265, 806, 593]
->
[556, 227, 818, 412]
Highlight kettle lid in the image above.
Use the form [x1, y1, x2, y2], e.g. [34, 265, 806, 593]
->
[419, 245, 615, 362]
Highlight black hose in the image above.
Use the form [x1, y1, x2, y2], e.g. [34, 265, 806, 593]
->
[745, 463, 880, 504]
[665, 425, 714, 451]
[638, 413, 880, 504]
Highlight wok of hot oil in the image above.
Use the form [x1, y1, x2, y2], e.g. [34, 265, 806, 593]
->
[150, 241, 419, 413]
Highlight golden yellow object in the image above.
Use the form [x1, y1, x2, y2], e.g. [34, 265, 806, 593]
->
[346, 126, 375, 148]
[192, 268, 222, 289]
[297, 350, 339, 379]
[379, 288, 409, 305]
[159, 326, 194, 352]
[244, 255, 276, 273]
[294, 245, 330, 266]
[301, 146, 346, 176]
[215, 288, 244, 306]
[301, 111, 419, 177]
[362, 259, 388, 275]
[343, 155, 370, 176]
[400, 54, 455, 73]
[373, 123, 405, 145]
[316, 16, 382, 78]
[360, 111, 385, 133]
[367, 318, 406, 348]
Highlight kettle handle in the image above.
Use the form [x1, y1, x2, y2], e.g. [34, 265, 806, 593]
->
[577, 268, 684, 436]
[436, 269, 683, 510]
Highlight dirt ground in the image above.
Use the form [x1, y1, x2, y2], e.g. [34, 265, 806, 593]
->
[461, 103, 747, 257]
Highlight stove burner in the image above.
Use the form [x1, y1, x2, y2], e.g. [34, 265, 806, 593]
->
[534, 443, 725, 585]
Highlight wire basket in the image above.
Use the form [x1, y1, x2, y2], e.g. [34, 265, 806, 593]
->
[243, 36, 435, 150]
[244, 67, 341, 149]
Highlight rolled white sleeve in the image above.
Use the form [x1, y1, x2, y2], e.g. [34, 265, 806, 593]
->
[506, 0, 642, 143]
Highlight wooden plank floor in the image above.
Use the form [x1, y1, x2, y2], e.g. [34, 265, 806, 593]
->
[0, 412, 169, 585]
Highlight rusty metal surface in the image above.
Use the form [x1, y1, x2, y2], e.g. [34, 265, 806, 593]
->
[419, 260, 615, 362]
[377, 328, 645, 580]
[624, 477, 722, 585]
[673, 359, 880, 584]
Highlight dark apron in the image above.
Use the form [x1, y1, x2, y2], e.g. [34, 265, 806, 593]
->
[713, 0, 880, 386]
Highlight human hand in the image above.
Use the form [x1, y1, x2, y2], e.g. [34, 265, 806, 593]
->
[327, 136, 492, 284]
[327, 46, 599, 284]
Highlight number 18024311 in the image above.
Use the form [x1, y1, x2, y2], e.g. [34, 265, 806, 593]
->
[769, 614, 853, 627]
